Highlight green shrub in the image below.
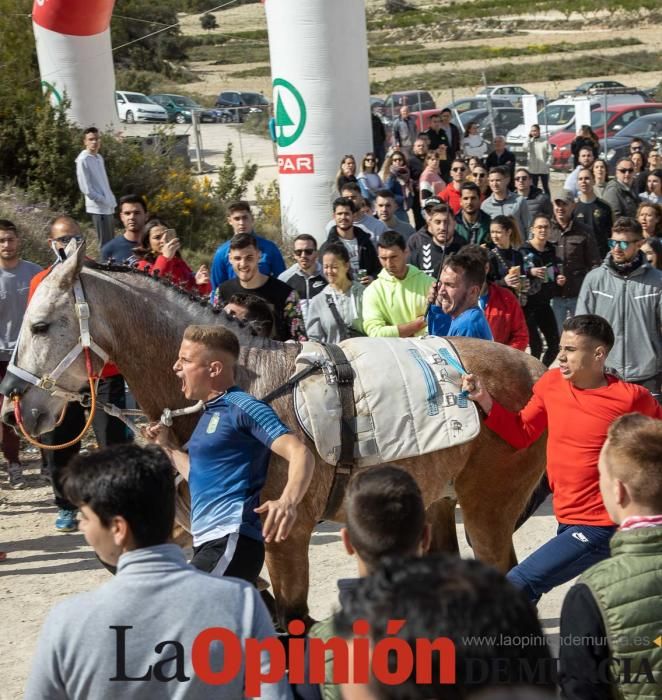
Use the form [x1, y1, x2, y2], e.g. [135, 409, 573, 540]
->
[228, 65, 272, 79]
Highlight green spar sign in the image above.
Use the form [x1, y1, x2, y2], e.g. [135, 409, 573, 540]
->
[273, 78, 306, 148]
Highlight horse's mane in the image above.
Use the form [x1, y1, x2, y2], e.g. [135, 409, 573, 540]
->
[82, 259, 285, 351]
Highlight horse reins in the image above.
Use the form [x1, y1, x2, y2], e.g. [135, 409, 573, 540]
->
[7, 275, 205, 449]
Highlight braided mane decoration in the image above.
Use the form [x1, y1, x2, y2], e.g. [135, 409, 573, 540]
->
[82, 258, 259, 336]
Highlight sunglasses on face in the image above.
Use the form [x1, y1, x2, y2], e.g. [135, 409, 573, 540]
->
[608, 239, 635, 250]
[618, 168, 634, 174]
[514, 176, 528, 181]
[294, 248, 315, 256]
[473, 172, 486, 178]
[452, 167, 466, 172]
[53, 235, 83, 246]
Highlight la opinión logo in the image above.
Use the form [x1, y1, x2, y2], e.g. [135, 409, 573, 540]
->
[110, 619, 457, 696]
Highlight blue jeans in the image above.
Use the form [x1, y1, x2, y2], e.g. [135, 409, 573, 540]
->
[551, 296, 577, 333]
[507, 523, 616, 603]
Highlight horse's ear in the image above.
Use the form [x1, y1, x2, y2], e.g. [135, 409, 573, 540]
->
[57, 241, 87, 289]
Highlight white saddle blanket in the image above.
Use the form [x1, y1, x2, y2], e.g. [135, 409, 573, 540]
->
[293, 336, 480, 467]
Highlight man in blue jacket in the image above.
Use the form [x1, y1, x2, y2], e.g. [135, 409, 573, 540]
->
[210, 201, 285, 291]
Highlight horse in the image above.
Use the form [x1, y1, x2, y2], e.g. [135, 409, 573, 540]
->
[1, 244, 547, 626]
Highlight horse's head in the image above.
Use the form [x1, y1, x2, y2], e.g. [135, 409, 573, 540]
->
[0, 242, 105, 436]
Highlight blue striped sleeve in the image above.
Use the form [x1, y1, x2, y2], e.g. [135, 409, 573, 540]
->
[226, 390, 291, 446]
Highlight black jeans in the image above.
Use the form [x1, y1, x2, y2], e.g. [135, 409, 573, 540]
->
[41, 402, 85, 510]
[92, 375, 132, 448]
[530, 173, 550, 196]
[525, 300, 560, 367]
[191, 533, 265, 586]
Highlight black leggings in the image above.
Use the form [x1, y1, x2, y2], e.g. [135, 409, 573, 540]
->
[191, 533, 265, 586]
[525, 301, 559, 367]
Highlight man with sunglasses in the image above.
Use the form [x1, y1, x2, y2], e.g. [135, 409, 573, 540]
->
[439, 159, 467, 214]
[513, 167, 552, 223]
[602, 158, 640, 219]
[577, 217, 662, 400]
[278, 234, 326, 324]
[27, 217, 130, 532]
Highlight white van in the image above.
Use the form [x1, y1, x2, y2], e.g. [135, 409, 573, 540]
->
[505, 94, 645, 157]
[115, 91, 168, 124]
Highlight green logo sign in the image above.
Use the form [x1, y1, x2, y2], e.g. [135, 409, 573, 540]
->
[273, 78, 306, 148]
[41, 80, 62, 104]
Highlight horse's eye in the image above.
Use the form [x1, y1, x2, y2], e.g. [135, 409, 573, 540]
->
[31, 322, 49, 334]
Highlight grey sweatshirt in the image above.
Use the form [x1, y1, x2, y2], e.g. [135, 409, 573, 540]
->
[0, 259, 42, 361]
[75, 150, 117, 215]
[24, 545, 292, 700]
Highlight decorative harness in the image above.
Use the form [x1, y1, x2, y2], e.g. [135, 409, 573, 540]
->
[6, 275, 198, 449]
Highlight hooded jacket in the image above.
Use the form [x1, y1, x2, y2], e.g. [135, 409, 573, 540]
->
[602, 179, 640, 219]
[319, 226, 381, 279]
[278, 262, 326, 322]
[362, 264, 433, 337]
[576, 253, 662, 382]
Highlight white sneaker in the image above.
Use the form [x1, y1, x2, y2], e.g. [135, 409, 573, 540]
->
[7, 463, 25, 490]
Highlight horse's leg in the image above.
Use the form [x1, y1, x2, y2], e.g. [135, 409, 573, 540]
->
[265, 515, 317, 630]
[456, 431, 547, 573]
[426, 497, 460, 555]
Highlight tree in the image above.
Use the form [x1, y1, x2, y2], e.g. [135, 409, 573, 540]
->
[200, 12, 218, 31]
[385, 0, 413, 12]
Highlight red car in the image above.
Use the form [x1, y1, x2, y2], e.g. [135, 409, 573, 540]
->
[549, 103, 662, 171]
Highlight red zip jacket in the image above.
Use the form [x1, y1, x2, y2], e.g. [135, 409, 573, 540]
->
[481, 283, 529, 351]
[485, 369, 662, 526]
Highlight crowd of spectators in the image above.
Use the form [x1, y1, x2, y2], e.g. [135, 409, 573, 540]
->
[3, 115, 662, 700]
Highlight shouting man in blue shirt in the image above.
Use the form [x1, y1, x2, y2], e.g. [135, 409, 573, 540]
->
[146, 324, 314, 585]
[428, 246, 494, 340]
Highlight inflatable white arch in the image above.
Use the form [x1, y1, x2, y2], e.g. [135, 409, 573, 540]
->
[264, 0, 372, 243]
[32, 0, 118, 128]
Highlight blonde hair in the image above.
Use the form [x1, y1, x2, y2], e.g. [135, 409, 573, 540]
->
[183, 325, 239, 360]
[605, 413, 662, 510]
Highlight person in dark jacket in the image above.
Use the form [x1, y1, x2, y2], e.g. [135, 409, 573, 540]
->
[570, 124, 599, 165]
[521, 215, 563, 366]
[602, 157, 640, 219]
[371, 111, 386, 167]
[559, 414, 662, 700]
[485, 135, 517, 185]
[455, 182, 491, 245]
[406, 203, 464, 277]
[513, 167, 552, 223]
[549, 193, 601, 331]
[574, 167, 613, 258]
[319, 197, 381, 283]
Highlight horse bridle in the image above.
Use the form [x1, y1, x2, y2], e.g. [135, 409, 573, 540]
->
[5, 276, 109, 449]
[4, 273, 204, 449]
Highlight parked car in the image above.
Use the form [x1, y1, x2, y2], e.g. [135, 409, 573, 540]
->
[381, 90, 435, 125]
[214, 91, 270, 122]
[548, 102, 662, 171]
[559, 80, 627, 98]
[149, 94, 231, 124]
[475, 85, 543, 108]
[598, 113, 662, 172]
[442, 97, 512, 114]
[115, 91, 168, 124]
[370, 96, 385, 115]
[459, 107, 523, 144]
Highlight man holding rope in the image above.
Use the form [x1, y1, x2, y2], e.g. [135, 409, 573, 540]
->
[144, 324, 314, 585]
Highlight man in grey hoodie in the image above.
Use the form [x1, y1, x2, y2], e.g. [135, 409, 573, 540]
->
[25, 444, 291, 700]
[577, 217, 662, 400]
[278, 234, 326, 324]
[481, 165, 530, 237]
[75, 127, 117, 247]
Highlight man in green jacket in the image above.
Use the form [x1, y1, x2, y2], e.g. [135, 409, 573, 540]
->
[559, 413, 662, 700]
[362, 230, 433, 337]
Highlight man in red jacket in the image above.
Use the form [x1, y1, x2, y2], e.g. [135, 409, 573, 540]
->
[463, 314, 662, 603]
